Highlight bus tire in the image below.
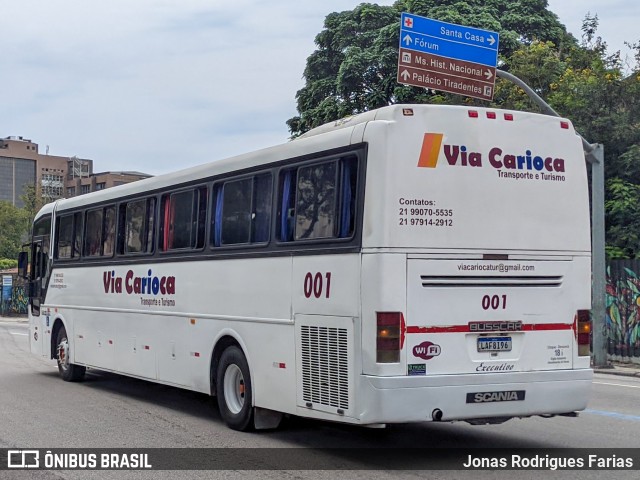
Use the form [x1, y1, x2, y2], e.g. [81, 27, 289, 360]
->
[56, 326, 86, 382]
[216, 346, 254, 431]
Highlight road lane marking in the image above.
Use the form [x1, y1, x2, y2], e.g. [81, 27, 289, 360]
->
[584, 409, 640, 422]
[593, 381, 640, 389]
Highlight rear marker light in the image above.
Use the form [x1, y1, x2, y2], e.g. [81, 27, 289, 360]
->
[486, 112, 496, 119]
[377, 312, 404, 363]
[560, 121, 570, 129]
[504, 113, 514, 121]
[468, 110, 479, 118]
[576, 310, 591, 356]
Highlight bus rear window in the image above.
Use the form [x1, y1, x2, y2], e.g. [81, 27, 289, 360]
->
[278, 155, 358, 242]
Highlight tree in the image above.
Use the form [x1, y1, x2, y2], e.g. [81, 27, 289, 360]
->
[0, 201, 28, 261]
[20, 183, 44, 228]
[287, 0, 574, 136]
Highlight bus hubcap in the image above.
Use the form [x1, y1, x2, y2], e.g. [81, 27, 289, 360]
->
[223, 364, 245, 414]
[58, 339, 69, 371]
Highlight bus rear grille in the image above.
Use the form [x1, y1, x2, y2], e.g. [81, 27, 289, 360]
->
[420, 275, 563, 288]
[300, 325, 349, 410]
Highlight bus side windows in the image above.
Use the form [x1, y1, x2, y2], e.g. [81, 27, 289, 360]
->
[212, 173, 272, 247]
[103, 206, 116, 256]
[339, 155, 358, 238]
[55, 212, 85, 260]
[160, 187, 206, 252]
[85, 208, 104, 257]
[83, 205, 116, 258]
[121, 198, 155, 255]
[278, 155, 358, 242]
[56, 215, 74, 259]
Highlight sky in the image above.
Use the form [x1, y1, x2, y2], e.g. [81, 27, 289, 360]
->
[0, 0, 637, 176]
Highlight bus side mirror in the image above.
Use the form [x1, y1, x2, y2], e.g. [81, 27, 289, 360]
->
[18, 251, 28, 279]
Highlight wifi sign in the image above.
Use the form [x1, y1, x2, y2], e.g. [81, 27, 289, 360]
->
[412, 341, 441, 360]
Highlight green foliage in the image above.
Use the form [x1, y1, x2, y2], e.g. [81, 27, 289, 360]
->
[0, 258, 18, 270]
[20, 184, 44, 226]
[288, 0, 576, 136]
[605, 156, 640, 258]
[290, 2, 640, 257]
[0, 201, 29, 260]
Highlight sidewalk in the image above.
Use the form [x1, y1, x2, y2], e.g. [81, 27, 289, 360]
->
[594, 362, 640, 378]
[3, 313, 640, 377]
[0, 314, 27, 323]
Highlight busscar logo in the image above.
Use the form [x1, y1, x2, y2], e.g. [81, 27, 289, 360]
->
[417, 133, 565, 173]
[466, 390, 526, 403]
[469, 321, 522, 332]
[8, 450, 40, 468]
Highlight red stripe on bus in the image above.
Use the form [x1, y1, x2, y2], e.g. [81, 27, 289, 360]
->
[406, 323, 573, 334]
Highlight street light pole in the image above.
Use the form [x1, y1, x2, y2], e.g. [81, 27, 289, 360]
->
[496, 70, 608, 367]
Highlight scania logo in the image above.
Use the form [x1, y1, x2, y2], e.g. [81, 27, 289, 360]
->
[469, 321, 523, 332]
[466, 390, 526, 403]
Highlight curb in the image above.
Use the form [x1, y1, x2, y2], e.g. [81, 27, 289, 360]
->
[0, 317, 28, 323]
[594, 367, 640, 378]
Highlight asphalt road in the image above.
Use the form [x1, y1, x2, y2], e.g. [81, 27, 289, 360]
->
[1, 320, 639, 480]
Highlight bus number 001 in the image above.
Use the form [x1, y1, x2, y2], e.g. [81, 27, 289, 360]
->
[304, 272, 332, 299]
[482, 294, 507, 310]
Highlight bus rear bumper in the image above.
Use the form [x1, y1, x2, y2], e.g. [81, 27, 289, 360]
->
[358, 369, 593, 424]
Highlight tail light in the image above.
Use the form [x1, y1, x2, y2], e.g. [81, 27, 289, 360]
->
[576, 310, 591, 356]
[376, 312, 404, 363]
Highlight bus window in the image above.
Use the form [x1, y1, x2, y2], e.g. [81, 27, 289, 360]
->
[222, 179, 252, 245]
[213, 174, 271, 246]
[85, 208, 103, 257]
[73, 212, 83, 258]
[278, 157, 357, 242]
[160, 188, 206, 251]
[278, 170, 295, 242]
[295, 161, 337, 240]
[56, 215, 74, 259]
[253, 173, 272, 243]
[103, 206, 116, 257]
[339, 156, 358, 238]
[123, 199, 155, 254]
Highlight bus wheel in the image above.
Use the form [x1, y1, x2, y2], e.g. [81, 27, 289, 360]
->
[216, 346, 254, 431]
[56, 326, 86, 382]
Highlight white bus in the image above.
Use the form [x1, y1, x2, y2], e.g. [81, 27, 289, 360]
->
[19, 104, 592, 431]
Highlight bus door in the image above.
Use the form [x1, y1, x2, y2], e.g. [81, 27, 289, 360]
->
[29, 235, 50, 357]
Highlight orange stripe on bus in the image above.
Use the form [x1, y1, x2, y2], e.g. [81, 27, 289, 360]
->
[417, 133, 443, 168]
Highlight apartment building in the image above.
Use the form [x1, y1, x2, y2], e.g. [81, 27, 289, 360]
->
[0, 136, 150, 207]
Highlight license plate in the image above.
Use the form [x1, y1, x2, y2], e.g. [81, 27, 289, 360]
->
[477, 336, 512, 352]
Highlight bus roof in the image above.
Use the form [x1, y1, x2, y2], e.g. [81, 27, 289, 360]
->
[37, 104, 578, 220]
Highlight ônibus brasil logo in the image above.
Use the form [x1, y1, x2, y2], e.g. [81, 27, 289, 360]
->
[417, 133, 566, 173]
[103, 269, 176, 296]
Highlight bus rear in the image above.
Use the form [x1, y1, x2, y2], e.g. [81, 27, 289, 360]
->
[358, 105, 591, 424]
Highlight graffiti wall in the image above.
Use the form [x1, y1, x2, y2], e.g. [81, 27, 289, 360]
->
[0, 273, 28, 316]
[10, 285, 28, 315]
[606, 260, 640, 361]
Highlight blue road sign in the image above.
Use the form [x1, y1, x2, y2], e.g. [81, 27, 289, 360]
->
[400, 12, 499, 67]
